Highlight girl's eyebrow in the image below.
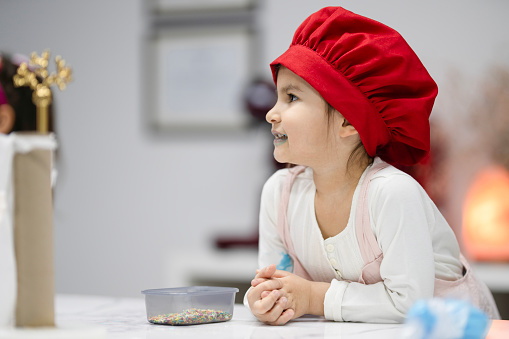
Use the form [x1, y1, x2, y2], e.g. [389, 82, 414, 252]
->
[279, 84, 303, 93]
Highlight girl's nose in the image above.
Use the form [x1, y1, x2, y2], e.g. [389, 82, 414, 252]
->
[266, 104, 280, 124]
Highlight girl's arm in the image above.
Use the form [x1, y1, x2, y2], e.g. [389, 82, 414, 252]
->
[244, 170, 297, 323]
[257, 170, 295, 273]
[325, 174, 437, 323]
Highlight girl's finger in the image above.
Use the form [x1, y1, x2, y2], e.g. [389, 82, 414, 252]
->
[250, 278, 283, 301]
[254, 289, 280, 314]
[274, 308, 294, 326]
[272, 269, 291, 278]
[251, 277, 267, 287]
[260, 290, 271, 298]
[263, 297, 288, 323]
[254, 264, 277, 280]
[262, 287, 287, 302]
[255, 277, 283, 292]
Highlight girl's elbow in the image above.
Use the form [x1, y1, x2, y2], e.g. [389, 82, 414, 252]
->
[388, 283, 432, 319]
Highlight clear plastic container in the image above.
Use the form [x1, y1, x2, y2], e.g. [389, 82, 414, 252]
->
[141, 286, 239, 325]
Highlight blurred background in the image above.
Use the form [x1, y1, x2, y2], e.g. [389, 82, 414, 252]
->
[1, 0, 508, 318]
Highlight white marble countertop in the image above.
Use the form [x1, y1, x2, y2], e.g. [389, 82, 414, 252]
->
[1, 294, 508, 339]
[57, 294, 404, 339]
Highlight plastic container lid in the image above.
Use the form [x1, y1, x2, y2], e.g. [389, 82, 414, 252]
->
[141, 286, 239, 296]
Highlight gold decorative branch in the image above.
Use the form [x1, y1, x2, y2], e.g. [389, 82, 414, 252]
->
[13, 50, 72, 133]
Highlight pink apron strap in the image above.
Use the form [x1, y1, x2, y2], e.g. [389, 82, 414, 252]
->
[354, 161, 500, 318]
[277, 166, 312, 280]
[356, 161, 389, 284]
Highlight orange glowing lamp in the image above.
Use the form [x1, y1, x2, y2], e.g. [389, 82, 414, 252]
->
[463, 166, 509, 261]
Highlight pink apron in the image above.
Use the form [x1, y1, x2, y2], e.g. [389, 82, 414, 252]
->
[276, 162, 500, 319]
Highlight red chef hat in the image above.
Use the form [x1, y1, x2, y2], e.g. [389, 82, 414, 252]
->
[270, 7, 438, 166]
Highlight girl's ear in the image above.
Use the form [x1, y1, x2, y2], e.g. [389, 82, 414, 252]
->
[0, 104, 15, 134]
[339, 118, 358, 138]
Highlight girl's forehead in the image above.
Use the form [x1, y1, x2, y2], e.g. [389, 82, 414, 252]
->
[277, 66, 301, 82]
[277, 67, 315, 92]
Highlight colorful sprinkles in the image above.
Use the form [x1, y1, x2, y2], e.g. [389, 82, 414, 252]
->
[148, 308, 232, 325]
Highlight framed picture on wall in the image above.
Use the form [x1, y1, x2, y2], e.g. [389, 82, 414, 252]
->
[147, 26, 253, 131]
[152, 0, 254, 12]
[145, 0, 258, 132]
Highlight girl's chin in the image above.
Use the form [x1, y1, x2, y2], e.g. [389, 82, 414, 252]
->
[273, 151, 287, 164]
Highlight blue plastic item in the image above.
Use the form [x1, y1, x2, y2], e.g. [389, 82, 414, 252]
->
[402, 298, 490, 339]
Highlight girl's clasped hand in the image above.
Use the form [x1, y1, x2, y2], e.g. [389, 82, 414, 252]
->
[247, 264, 294, 325]
[247, 264, 329, 325]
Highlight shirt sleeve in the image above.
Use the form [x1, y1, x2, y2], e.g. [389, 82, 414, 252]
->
[243, 170, 293, 308]
[324, 173, 436, 323]
[258, 170, 294, 273]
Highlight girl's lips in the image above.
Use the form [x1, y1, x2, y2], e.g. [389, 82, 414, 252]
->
[272, 131, 288, 146]
[274, 138, 288, 146]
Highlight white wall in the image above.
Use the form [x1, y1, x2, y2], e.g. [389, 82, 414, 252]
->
[1, 0, 508, 298]
[0, 0, 272, 297]
[260, 1, 509, 85]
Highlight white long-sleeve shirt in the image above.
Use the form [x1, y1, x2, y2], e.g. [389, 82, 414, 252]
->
[251, 160, 463, 323]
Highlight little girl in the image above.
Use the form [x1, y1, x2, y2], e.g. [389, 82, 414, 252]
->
[245, 6, 500, 325]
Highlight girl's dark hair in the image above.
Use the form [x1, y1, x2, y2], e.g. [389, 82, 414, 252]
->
[326, 102, 373, 174]
[0, 54, 54, 132]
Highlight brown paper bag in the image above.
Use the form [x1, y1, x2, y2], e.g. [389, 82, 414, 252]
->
[13, 147, 55, 327]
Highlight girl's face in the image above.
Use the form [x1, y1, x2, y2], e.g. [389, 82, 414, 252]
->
[266, 66, 340, 167]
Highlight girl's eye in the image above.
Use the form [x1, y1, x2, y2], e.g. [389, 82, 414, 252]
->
[288, 94, 298, 102]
